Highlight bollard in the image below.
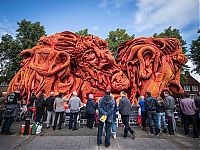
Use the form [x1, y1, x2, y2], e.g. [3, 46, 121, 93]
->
[24, 119, 30, 135]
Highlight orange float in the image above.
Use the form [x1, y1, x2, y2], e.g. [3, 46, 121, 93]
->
[7, 32, 187, 104]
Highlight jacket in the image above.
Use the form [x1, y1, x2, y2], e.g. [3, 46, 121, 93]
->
[68, 96, 81, 113]
[28, 95, 37, 107]
[165, 95, 175, 110]
[180, 98, 197, 115]
[3, 104, 19, 118]
[144, 96, 158, 111]
[119, 96, 132, 115]
[86, 98, 96, 114]
[194, 96, 200, 110]
[54, 97, 66, 112]
[98, 95, 114, 123]
[157, 101, 166, 113]
[112, 99, 118, 121]
[139, 99, 145, 111]
[35, 97, 46, 112]
[46, 96, 55, 111]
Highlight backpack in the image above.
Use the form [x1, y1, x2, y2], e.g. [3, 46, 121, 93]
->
[145, 97, 157, 111]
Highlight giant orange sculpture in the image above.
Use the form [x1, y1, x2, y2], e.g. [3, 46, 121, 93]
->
[117, 37, 187, 103]
[7, 31, 187, 104]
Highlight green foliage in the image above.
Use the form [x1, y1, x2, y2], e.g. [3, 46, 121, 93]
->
[105, 28, 134, 58]
[75, 29, 91, 36]
[190, 29, 200, 74]
[0, 19, 46, 83]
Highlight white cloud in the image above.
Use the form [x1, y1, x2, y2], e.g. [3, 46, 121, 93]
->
[132, 0, 199, 35]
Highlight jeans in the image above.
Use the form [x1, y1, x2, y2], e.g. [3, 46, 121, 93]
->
[111, 119, 117, 133]
[87, 114, 95, 128]
[183, 114, 199, 138]
[166, 110, 176, 135]
[157, 112, 167, 129]
[147, 111, 159, 135]
[1, 117, 14, 134]
[141, 111, 147, 128]
[97, 120, 111, 146]
[69, 112, 78, 129]
[54, 111, 64, 129]
[46, 111, 55, 127]
[121, 115, 134, 137]
[36, 110, 43, 123]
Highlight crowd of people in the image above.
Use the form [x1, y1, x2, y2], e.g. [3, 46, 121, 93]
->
[0, 89, 200, 148]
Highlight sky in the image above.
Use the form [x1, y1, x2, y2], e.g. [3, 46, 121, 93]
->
[0, 0, 199, 81]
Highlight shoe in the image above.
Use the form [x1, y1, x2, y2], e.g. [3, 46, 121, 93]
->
[123, 136, 127, 139]
[69, 127, 72, 129]
[4, 131, 14, 135]
[132, 132, 135, 139]
[105, 143, 110, 147]
[113, 133, 116, 139]
[72, 128, 78, 131]
[97, 143, 102, 146]
[46, 126, 50, 129]
[162, 128, 167, 133]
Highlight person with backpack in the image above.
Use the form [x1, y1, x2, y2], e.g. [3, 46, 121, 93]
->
[157, 97, 167, 133]
[46, 92, 56, 128]
[1, 90, 21, 135]
[144, 91, 159, 136]
[35, 93, 46, 124]
[97, 90, 114, 147]
[86, 94, 96, 129]
[164, 91, 176, 135]
[119, 91, 135, 139]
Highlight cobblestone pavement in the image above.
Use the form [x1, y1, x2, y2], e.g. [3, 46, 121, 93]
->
[14, 124, 200, 150]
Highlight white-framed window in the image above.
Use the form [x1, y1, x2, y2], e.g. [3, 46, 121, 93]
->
[190, 94, 197, 99]
[192, 85, 198, 91]
[184, 85, 190, 91]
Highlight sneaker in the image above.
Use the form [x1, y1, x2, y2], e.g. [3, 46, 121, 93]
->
[113, 133, 117, 139]
[132, 132, 135, 139]
[73, 128, 78, 131]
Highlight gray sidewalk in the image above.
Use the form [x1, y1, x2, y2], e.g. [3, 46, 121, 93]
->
[14, 125, 200, 150]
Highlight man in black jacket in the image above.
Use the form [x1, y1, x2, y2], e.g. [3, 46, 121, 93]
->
[46, 92, 56, 128]
[28, 92, 37, 108]
[1, 90, 20, 135]
[144, 92, 159, 136]
[119, 91, 135, 139]
[86, 94, 96, 129]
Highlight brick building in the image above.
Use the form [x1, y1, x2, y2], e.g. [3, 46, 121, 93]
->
[182, 71, 200, 99]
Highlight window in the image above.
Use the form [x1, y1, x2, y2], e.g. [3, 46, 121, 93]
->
[190, 94, 197, 99]
[184, 85, 190, 91]
[192, 86, 198, 91]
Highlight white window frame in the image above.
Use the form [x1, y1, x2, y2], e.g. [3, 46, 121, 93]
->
[184, 85, 190, 91]
[192, 85, 198, 91]
[190, 94, 196, 99]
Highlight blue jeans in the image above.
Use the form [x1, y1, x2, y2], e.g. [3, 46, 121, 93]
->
[36, 111, 43, 123]
[97, 120, 111, 146]
[69, 112, 78, 129]
[157, 112, 167, 129]
[147, 111, 159, 135]
[111, 119, 117, 133]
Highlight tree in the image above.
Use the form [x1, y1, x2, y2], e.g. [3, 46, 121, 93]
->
[153, 26, 187, 54]
[75, 29, 91, 36]
[153, 26, 188, 84]
[0, 19, 46, 83]
[106, 28, 134, 58]
[190, 29, 200, 74]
